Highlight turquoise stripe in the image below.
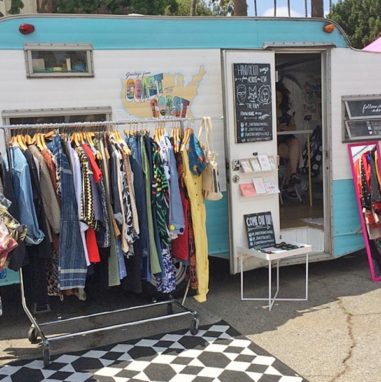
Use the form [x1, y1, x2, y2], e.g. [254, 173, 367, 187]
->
[206, 192, 229, 258]
[0, 16, 349, 50]
[332, 179, 365, 257]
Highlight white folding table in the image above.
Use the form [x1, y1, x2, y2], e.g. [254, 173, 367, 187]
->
[237, 244, 312, 310]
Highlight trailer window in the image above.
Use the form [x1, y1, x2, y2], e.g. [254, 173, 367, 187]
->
[2, 107, 111, 125]
[343, 95, 381, 142]
[24, 43, 94, 78]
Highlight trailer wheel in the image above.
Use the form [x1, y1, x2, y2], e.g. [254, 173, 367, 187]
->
[28, 326, 40, 344]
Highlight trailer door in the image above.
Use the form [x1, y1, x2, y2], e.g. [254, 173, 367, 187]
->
[223, 50, 278, 274]
[330, 48, 381, 257]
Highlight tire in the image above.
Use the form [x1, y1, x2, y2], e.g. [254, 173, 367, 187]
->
[143, 258, 189, 299]
[28, 326, 40, 344]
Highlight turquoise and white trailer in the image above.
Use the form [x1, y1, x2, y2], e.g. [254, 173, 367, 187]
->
[0, 14, 380, 286]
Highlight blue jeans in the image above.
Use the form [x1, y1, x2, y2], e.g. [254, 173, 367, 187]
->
[51, 136, 87, 290]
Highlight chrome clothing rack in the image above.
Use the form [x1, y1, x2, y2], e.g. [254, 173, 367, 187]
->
[0, 117, 223, 366]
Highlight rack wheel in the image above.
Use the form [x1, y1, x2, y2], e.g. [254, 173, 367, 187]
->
[190, 319, 199, 335]
[28, 327, 40, 344]
[43, 347, 50, 367]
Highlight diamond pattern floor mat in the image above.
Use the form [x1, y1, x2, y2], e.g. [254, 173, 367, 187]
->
[0, 321, 306, 382]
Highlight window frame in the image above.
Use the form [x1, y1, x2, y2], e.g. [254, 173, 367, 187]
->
[24, 43, 94, 78]
[342, 95, 381, 142]
[2, 106, 112, 125]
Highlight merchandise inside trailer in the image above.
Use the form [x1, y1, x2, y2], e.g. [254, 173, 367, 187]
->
[275, 52, 325, 253]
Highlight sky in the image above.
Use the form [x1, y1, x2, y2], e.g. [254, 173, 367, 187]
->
[247, 0, 340, 17]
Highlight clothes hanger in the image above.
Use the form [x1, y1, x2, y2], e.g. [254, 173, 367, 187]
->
[36, 133, 44, 151]
[9, 134, 17, 146]
[86, 132, 95, 147]
[16, 134, 28, 151]
[72, 132, 80, 147]
[153, 126, 159, 142]
[41, 132, 48, 150]
[24, 134, 34, 145]
[181, 128, 191, 149]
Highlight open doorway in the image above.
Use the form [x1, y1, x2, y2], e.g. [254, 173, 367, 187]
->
[275, 52, 324, 233]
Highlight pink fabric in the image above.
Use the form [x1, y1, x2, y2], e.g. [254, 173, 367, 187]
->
[363, 37, 381, 52]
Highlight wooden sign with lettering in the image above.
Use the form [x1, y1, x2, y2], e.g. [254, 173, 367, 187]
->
[233, 63, 273, 143]
[244, 211, 275, 249]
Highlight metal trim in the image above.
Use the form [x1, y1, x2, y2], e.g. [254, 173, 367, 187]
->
[322, 49, 333, 256]
[264, 42, 336, 50]
[2, 106, 112, 120]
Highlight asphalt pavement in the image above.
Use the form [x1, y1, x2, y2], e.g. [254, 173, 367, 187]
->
[1, 251, 380, 382]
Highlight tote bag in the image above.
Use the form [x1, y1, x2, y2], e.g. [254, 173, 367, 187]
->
[198, 117, 223, 201]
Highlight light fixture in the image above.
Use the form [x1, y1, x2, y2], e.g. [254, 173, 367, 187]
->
[323, 22, 335, 33]
[19, 23, 35, 35]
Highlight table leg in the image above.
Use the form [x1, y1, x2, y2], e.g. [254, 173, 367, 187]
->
[276, 260, 280, 292]
[240, 256, 243, 300]
[268, 260, 272, 310]
[305, 253, 309, 300]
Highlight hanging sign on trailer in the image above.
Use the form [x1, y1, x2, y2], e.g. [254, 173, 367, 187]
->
[233, 63, 273, 143]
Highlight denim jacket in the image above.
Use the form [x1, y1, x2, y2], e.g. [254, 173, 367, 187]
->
[9, 146, 45, 246]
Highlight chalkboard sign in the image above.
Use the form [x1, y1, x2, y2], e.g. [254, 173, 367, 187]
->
[345, 98, 381, 119]
[233, 63, 273, 143]
[244, 211, 275, 249]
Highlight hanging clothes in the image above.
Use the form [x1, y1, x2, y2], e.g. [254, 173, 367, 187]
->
[141, 134, 162, 277]
[171, 151, 198, 292]
[354, 150, 381, 277]
[97, 138, 120, 287]
[0, 152, 26, 271]
[151, 138, 175, 293]
[9, 145, 45, 246]
[0, 203, 27, 271]
[127, 134, 150, 283]
[28, 145, 60, 235]
[82, 142, 111, 249]
[2, 121, 214, 303]
[22, 148, 53, 310]
[158, 134, 184, 238]
[66, 142, 91, 267]
[181, 132, 209, 303]
[51, 135, 88, 290]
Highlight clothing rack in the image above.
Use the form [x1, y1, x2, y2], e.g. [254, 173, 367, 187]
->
[0, 117, 219, 366]
[0, 116, 223, 131]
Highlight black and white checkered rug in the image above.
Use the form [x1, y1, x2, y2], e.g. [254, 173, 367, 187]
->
[0, 322, 305, 382]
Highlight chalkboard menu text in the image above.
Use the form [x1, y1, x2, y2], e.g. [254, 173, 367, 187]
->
[233, 63, 273, 143]
[244, 211, 275, 249]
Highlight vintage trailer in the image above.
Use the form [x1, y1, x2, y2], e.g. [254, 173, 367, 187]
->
[0, 14, 380, 287]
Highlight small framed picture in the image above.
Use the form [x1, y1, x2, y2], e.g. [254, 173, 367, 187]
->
[240, 159, 252, 173]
